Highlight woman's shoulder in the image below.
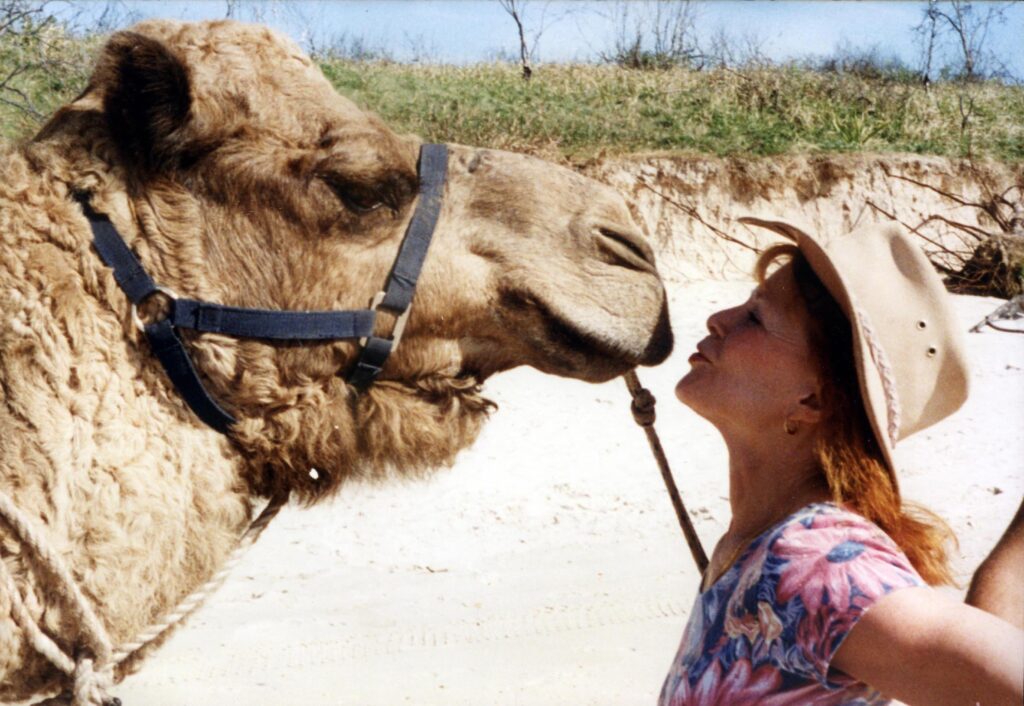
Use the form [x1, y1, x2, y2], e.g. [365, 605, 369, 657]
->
[753, 502, 924, 614]
[766, 502, 906, 560]
[726, 503, 924, 690]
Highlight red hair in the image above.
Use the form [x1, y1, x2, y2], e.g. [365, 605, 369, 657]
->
[757, 244, 955, 586]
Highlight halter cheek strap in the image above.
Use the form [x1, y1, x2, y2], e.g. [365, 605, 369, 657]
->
[349, 142, 447, 388]
[79, 143, 449, 434]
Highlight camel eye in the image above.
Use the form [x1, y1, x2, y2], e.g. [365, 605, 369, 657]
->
[341, 190, 385, 214]
[321, 175, 386, 214]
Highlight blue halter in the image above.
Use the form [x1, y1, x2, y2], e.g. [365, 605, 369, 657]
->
[80, 143, 449, 434]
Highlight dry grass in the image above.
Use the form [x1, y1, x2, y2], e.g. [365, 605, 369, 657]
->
[321, 61, 1024, 163]
[1, 27, 1020, 162]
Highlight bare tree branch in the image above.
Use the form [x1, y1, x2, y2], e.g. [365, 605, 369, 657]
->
[0, 87, 44, 118]
[602, 0, 707, 70]
[636, 177, 758, 252]
[498, 0, 533, 79]
[880, 164, 1009, 227]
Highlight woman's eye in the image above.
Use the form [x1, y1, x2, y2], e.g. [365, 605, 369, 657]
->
[747, 309, 761, 325]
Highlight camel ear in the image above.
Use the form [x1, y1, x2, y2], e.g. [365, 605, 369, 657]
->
[100, 31, 192, 172]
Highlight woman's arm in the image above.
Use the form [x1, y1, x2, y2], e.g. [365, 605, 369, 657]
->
[832, 586, 1024, 706]
[966, 498, 1024, 629]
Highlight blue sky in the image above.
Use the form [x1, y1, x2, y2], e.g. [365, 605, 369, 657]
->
[65, 1, 1024, 78]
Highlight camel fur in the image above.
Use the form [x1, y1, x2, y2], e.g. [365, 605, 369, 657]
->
[0, 20, 671, 700]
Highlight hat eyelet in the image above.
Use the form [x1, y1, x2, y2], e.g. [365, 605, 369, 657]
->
[926, 346, 937, 357]
[916, 320, 927, 330]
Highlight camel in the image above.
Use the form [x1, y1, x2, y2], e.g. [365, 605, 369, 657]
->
[0, 20, 671, 702]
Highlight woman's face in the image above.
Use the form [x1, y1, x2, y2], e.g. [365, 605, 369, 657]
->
[676, 262, 822, 434]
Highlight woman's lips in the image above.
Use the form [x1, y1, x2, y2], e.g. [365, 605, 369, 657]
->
[688, 351, 709, 365]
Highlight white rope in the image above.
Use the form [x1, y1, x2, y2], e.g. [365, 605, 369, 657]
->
[110, 492, 287, 663]
[0, 491, 115, 705]
[0, 549, 76, 675]
[853, 306, 902, 446]
[0, 493, 113, 661]
[0, 487, 289, 705]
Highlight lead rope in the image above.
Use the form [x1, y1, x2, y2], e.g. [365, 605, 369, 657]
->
[0, 488, 288, 706]
[623, 371, 709, 573]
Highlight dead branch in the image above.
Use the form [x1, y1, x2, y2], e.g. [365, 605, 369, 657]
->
[0, 86, 44, 118]
[498, 0, 533, 80]
[865, 200, 963, 256]
[636, 177, 758, 252]
[881, 165, 979, 210]
[971, 294, 1024, 334]
[879, 164, 1014, 230]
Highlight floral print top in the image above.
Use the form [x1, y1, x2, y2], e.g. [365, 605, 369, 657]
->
[659, 503, 923, 706]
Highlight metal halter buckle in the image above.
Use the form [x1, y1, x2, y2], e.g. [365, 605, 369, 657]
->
[131, 286, 179, 333]
[361, 290, 411, 348]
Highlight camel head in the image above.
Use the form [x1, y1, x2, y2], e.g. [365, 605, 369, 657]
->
[33, 20, 672, 500]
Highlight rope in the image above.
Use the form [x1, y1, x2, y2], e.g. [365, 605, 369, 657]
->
[853, 307, 902, 445]
[623, 370, 709, 574]
[0, 491, 115, 705]
[0, 551, 76, 675]
[0, 487, 288, 706]
[0, 493, 113, 662]
[110, 491, 287, 663]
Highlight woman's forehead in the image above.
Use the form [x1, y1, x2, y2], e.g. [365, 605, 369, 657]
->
[754, 261, 801, 303]
[754, 263, 817, 344]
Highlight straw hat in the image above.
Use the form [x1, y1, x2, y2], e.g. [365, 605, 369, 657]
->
[739, 217, 970, 487]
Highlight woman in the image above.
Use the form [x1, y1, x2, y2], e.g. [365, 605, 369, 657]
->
[660, 218, 1024, 706]
[967, 498, 1024, 629]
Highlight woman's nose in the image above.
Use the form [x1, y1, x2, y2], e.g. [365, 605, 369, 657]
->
[706, 308, 728, 337]
[706, 305, 740, 337]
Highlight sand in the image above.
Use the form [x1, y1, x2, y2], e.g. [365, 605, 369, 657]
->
[113, 280, 1024, 706]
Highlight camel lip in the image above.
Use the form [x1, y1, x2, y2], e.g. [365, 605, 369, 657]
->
[638, 299, 674, 365]
[494, 286, 673, 378]
[540, 297, 672, 376]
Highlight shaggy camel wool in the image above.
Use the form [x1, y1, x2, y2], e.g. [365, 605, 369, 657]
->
[0, 20, 670, 700]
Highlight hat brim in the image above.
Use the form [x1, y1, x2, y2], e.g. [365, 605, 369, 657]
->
[738, 217, 899, 490]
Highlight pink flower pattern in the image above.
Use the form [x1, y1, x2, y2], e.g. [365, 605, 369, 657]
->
[660, 503, 922, 706]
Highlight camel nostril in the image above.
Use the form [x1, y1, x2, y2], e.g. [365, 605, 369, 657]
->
[596, 226, 657, 274]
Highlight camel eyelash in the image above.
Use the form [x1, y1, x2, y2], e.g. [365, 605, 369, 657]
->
[319, 174, 391, 214]
[325, 164, 421, 211]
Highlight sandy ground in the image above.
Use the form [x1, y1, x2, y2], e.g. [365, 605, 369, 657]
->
[113, 279, 1024, 706]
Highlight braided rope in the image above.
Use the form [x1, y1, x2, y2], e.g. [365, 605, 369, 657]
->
[0, 487, 288, 705]
[110, 492, 287, 663]
[0, 548, 76, 675]
[0, 492, 113, 660]
[623, 371, 709, 573]
[853, 306, 902, 445]
[72, 658, 114, 706]
[0, 491, 115, 705]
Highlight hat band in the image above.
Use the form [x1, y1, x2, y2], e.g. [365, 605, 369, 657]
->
[853, 306, 902, 447]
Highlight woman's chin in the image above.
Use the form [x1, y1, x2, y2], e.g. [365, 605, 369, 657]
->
[674, 372, 701, 405]
[675, 373, 723, 424]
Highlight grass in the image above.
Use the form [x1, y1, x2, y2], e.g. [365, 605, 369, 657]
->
[1, 28, 1021, 162]
[319, 61, 1024, 163]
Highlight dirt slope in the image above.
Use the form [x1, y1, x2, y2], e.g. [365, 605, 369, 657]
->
[589, 154, 1023, 282]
